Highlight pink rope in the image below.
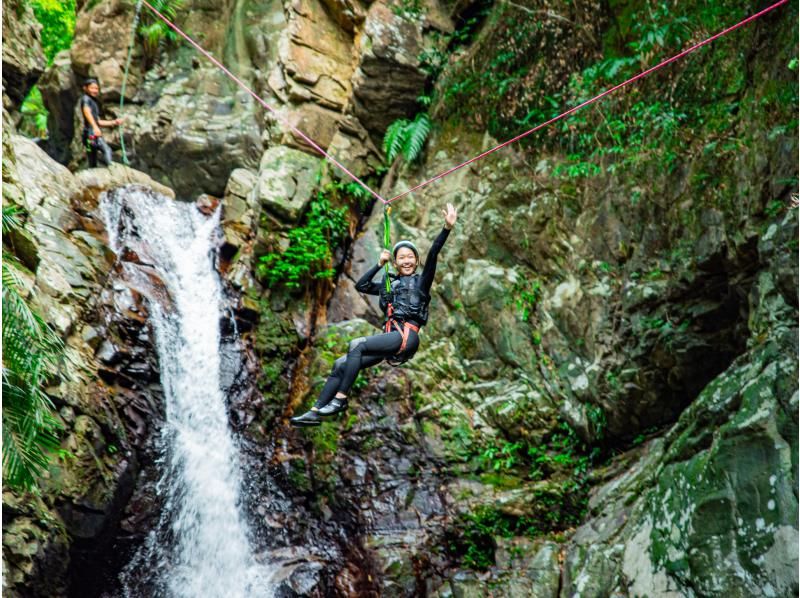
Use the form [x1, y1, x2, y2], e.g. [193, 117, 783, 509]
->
[140, 0, 788, 207]
[385, 0, 790, 204]
[139, 0, 387, 203]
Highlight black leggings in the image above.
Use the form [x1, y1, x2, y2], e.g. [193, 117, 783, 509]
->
[84, 134, 113, 167]
[313, 329, 419, 409]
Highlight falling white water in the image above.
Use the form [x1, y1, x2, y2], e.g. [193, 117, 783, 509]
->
[103, 187, 273, 598]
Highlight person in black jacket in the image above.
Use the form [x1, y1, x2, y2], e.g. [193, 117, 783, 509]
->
[291, 202, 457, 427]
[80, 78, 123, 167]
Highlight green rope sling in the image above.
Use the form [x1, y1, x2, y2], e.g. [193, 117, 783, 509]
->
[383, 205, 392, 294]
[118, 0, 144, 165]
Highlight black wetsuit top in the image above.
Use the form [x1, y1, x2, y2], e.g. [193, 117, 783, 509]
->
[355, 226, 451, 325]
[80, 94, 101, 137]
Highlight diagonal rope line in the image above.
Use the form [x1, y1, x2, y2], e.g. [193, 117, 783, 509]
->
[139, 0, 387, 203]
[385, 0, 790, 204]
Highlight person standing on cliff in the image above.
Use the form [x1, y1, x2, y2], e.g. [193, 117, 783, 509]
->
[80, 78, 123, 168]
[291, 203, 458, 427]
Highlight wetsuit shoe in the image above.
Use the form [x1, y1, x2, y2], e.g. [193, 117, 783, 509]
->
[290, 410, 322, 427]
[317, 397, 348, 416]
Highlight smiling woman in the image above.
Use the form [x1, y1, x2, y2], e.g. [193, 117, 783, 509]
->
[290, 203, 458, 427]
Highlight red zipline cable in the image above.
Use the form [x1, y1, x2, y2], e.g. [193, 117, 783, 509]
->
[138, 0, 386, 204]
[385, 0, 790, 204]
[139, 0, 789, 206]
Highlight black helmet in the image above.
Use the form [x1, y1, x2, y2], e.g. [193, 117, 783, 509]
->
[83, 77, 99, 87]
[392, 240, 419, 259]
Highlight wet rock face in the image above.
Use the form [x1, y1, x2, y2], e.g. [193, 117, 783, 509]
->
[2, 134, 167, 598]
[565, 316, 798, 596]
[2, 0, 46, 111]
[38, 51, 81, 164]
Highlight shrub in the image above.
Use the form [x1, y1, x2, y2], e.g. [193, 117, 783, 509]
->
[257, 195, 348, 289]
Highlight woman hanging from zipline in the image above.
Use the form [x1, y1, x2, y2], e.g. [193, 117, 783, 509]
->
[291, 203, 458, 426]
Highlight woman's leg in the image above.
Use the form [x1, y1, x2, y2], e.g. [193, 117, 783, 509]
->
[314, 357, 348, 410]
[291, 332, 403, 426]
[335, 331, 402, 397]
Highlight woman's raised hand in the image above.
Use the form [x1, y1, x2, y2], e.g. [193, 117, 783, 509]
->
[378, 249, 392, 266]
[442, 202, 458, 229]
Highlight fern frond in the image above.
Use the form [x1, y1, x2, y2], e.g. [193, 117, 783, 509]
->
[402, 112, 431, 162]
[2, 206, 23, 233]
[383, 119, 409, 163]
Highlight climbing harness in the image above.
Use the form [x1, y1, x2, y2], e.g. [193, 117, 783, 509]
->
[135, 0, 788, 206]
[118, 0, 144, 165]
[385, 319, 420, 355]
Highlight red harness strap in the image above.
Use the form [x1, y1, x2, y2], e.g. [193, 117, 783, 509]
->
[384, 305, 420, 354]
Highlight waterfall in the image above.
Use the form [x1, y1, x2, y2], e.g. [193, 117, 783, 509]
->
[102, 187, 273, 598]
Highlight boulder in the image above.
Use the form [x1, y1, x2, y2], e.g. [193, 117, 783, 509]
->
[255, 145, 321, 222]
[327, 115, 383, 178]
[70, 0, 142, 102]
[222, 167, 259, 248]
[121, 67, 263, 198]
[75, 163, 176, 204]
[282, 102, 342, 152]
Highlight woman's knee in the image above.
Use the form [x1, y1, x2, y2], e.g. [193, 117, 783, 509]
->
[347, 336, 367, 354]
[331, 355, 347, 376]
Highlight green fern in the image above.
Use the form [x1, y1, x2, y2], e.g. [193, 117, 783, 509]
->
[382, 112, 431, 164]
[138, 0, 183, 65]
[383, 118, 409, 163]
[2, 206, 65, 491]
[402, 112, 431, 163]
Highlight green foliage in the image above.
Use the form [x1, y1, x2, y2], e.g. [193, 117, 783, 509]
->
[477, 441, 521, 472]
[29, 0, 76, 63]
[19, 86, 49, 139]
[2, 207, 65, 491]
[586, 404, 607, 441]
[137, 0, 183, 65]
[392, 0, 424, 20]
[257, 195, 348, 288]
[447, 505, 539, 570]
[469, 421, 597, 487]
[434, 0, 797, 192]
[382, 112, 431, 164]
[512, 277, 542, 322]
[765, 199, 787, 218]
